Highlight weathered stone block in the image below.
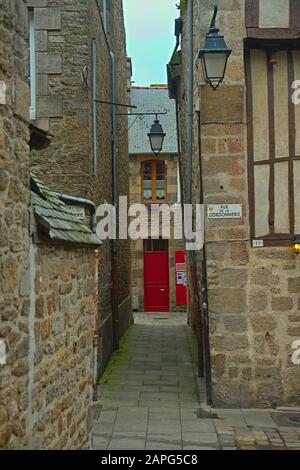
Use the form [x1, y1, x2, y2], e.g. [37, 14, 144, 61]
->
[201, 85, 244, 123]
[35, 8, 61, 31]
[287, 326, 300, 337]
[36, 53, 62, 74]
[223, 315, 248, 332]
[213, 334, 249, 352]
[212, 382, 256, 408]
[288, 277, 300, 293]
[249, 290, 268, 312]
[15, 78, 29, 120]
[250, 314, 277, 333]
[209, 288, 246, 313]
[230, 242, 249, 265]
[202, 137, 217, 155]
[206, 242, 228, 260]
[250, 268, 272, 286]
[35, 297, 45, 318]
[0, 169, 10, 192]
[37, 96, 63, 118]
[256, 382, 283, 408]
[36, 30, 48, 52]
[271, 297, 293, 311]
[26, 0, 48, 7]
[220, 267, 248, 289]
[211, 353, 226, 377]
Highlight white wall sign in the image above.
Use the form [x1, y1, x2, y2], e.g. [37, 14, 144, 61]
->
[207, 204, 242, 219]
[252, 240, 264, 248]
[0, 81, 6, 105]
[0, 340, 6, 365]
[66, 205, 86, 220]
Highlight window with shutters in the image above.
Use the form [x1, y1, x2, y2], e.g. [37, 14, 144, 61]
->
[141, 160, 167, 202]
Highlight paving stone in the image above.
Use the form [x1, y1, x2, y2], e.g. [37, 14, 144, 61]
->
[214, 409, 247, 427]
[96, 410, 117, 424]
[148, 424, 181, 435]
[108, 436, 146, 450]
[183, 446, 218, 450]
[146, 442, 181, 450]
[139, 400, 179, 409]
[181, 419, 215, 433]
[93, 422, 114, 434]
[147, 433, 182, 445]
[92, 435, 110, 450]
[242, 410, 278, 428]
[183, 432, 219, 445]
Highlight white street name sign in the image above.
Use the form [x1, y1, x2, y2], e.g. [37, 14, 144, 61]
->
[207, 204, 242, 219]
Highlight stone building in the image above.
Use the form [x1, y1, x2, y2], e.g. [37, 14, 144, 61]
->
[129, 86, 186, 313]
[0, 0, 131, 449]
[27, 0, 132, 373]
[0, 0, 31, 450]
[169, 0, 300, 408]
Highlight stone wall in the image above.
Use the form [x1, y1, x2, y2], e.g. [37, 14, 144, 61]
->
[178, 0, 300, 407]
[28, 0, 132, 374]
[28, 244, 98, 449]
[0, 0, 31, 449]
[0, 0, 131, 450]
[129, 154, 185, 312]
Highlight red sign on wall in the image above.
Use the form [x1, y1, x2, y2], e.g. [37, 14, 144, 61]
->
[175, 250, 187, 306]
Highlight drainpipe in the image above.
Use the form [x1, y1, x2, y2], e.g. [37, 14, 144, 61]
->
[187, 0, 193, 208]
[186, 0, 210, 398]
[92, 39, 97, 177]
[110, 52, 117, 211]
[53, 192, 97, 233]
[187, 0, 212, 405]
[110, 51, 119, 350]
[175, 101, 182, 203]
[197, 111, 212, 405]
[102, 0, 108, 33]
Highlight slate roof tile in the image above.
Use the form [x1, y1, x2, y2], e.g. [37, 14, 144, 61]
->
[31, 175, 101, 246]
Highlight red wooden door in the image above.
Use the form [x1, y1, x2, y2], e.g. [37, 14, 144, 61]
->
[144, 240, 169, 312]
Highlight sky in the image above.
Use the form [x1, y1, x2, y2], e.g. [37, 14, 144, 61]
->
[123, 0, 179, 87]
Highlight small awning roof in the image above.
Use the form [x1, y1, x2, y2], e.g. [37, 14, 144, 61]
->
[31, 175, 101, 246]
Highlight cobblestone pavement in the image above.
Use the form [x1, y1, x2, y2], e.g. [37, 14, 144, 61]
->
[92, 313, 300, 450]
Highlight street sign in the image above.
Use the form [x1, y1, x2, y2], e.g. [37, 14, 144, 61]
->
[207, 204, 242, 219]
[66, 205, 86, 220]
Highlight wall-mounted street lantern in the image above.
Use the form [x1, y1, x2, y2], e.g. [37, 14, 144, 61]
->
[117, 108, 168, 155]
[148, 115, 166, 155]
[293, 235, 300, 255]
[199, 6, 231, 91]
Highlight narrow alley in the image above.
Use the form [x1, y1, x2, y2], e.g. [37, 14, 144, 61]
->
[92, 315, 300, 451]
[92, 313, 211, 450]
[2, 0, 300, 457]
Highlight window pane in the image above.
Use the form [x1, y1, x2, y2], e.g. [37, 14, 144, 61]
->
[143, 161, 152, 200]
[153, 239, 160, 251]
[144, 239, 152, 252]
[156, 161, 165, 200]
[159, 239, 168, 252]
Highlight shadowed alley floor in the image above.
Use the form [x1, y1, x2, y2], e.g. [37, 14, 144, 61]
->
[92, 313, 300, 451]
[92, 312, 209, 450]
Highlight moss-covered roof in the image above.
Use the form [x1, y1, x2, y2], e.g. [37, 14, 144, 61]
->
[31, 175, 101, 246]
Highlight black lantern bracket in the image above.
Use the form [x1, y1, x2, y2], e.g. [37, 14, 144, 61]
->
[94, 99, 137, 109]
[117, 109, 168, 117]
[199, 5, 232, 91]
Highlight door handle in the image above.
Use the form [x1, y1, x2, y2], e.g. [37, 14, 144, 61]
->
[160, 289, 166, 292]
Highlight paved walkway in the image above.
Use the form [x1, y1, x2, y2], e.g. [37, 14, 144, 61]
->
[92, 313, 300, 450]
